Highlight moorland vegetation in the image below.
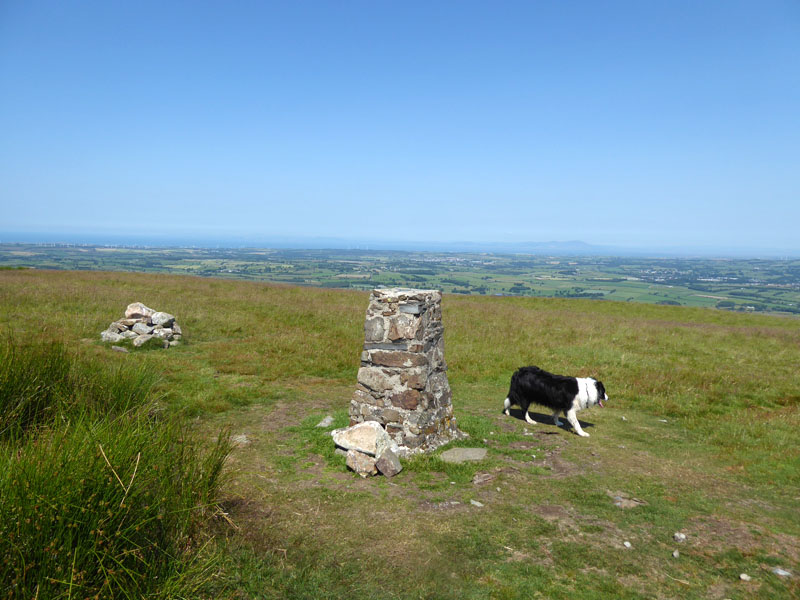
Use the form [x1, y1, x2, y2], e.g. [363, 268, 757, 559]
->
[1, 268, 798, 599]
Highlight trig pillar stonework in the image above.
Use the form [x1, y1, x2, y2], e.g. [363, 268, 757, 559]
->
[350, 288, 465, 454]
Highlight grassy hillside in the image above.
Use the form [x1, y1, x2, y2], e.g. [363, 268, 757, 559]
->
[2, 269, 799, 599]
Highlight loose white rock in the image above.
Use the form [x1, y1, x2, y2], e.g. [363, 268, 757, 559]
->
[100, 330, 124, 343]
[125, 302, 155, 319]
[470, 500, 484, 507]
[132, 334, 155, 348]
[132, 322, 154, 335]
[772, 567, 792, 578]
[346, 449, 378, 477]
[672, 550, 680, 558]
[623, 541, 632, 549]
[739, 573, 751, 582]
[316, 415, 335, 428]
[332, 421, 392, 457]
[673, 532, 687, 543]
[151, 311, 176, 327]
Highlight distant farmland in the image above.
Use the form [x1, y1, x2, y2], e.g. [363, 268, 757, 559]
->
[2, 243, 799, 315]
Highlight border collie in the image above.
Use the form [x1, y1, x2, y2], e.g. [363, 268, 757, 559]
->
[502, 366, 608, 437]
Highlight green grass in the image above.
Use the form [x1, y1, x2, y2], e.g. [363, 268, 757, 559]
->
[1, 269, 799, 599]
[0, 339, 232, 599]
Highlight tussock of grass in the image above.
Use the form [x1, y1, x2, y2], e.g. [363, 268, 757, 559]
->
[0, 340, 231, 599]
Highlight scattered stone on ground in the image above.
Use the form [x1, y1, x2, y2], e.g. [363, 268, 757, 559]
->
[621, 416, 627, 421]
[623, 541, 632, 549]
[333, 421, 403, 478]
[470, 499, 484, 507]
[375, 448, 403, 477]
[111, 345, 129, 353]
[739, 573, 752, 581]
[332, 421, 393, 457]
[607, 490, 648, 509]
[100, 302, 182, 349]
[472, 472, 496, 486]
[231, 434, 250, 447]
[346, 449, 378, 478]
[316, 415, 334, 428]
[440, 447, 488, 464]
[673, 532, 687, 543]
[672, 550, 680, 558]
[771, 567, 792, 578]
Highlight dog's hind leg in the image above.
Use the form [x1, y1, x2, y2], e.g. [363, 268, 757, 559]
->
[566, 408, 589, 437]
[552, 410, 562, 427]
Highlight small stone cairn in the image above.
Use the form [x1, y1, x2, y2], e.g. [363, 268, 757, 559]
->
[332, 288, 465, 476]
[100, 302, 182, 349]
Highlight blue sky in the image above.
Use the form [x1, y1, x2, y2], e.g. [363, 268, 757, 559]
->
[1, 1, 798, 253]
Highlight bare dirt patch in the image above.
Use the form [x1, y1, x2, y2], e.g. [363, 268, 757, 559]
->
[689, 515, 800, 564]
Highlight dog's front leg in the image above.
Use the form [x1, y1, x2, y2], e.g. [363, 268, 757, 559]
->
[566, 409, 589, 437]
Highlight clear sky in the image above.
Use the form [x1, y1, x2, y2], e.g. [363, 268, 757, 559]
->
[1, 1, 798, 253]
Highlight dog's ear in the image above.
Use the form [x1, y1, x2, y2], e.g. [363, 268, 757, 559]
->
[595, 381, 606, 398]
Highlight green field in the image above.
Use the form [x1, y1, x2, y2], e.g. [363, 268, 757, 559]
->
[2, 243, 799, 315]
[1, 268, 799, 598]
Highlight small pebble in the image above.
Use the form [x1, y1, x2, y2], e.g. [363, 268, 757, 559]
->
[470, 500, 484, 507]
[496, 487, 501, 492]
[739, 573, 751, 582]
[659, 419, 668, 423]
[621, 416, 627, 421]
[623, 541, 632, 549]
[772, 567, 792, 578]
[673, 532, 687, 543]
[672, 550, 680, 558]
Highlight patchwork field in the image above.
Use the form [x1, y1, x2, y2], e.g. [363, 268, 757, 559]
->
[1, 269, 799, 599]
[2, 243, 799, 315]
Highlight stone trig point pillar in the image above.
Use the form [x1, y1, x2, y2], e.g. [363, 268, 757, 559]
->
[350, 288, 465, 454]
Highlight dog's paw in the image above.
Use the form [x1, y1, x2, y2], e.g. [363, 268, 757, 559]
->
[577, 431, 590, 437]
[553, 419, 562, 427]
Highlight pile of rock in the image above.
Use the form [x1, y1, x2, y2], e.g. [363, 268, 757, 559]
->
[100, 302, 182, 349]
[332, 421, 403, 478]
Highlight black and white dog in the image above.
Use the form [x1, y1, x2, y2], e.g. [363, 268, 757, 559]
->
[502, 366, 608, 437]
